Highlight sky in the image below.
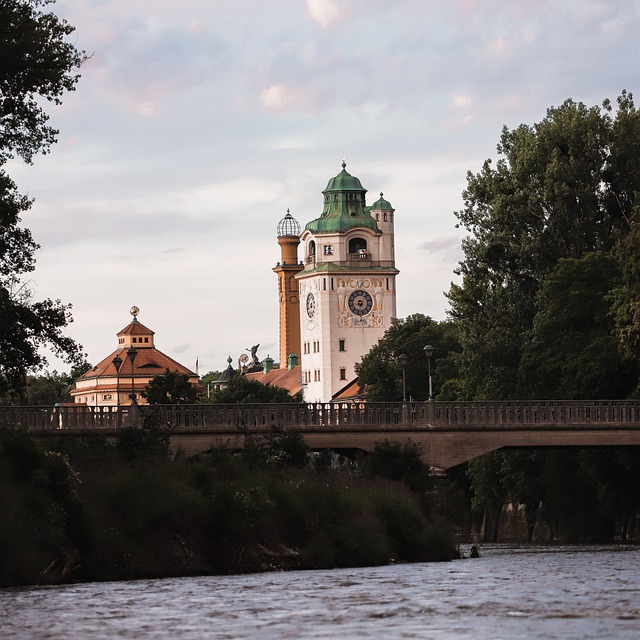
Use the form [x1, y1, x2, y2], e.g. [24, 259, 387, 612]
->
[8, 0, 640, 376]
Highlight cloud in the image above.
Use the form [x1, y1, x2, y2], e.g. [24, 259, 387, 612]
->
[418, 236, 464, 265]
[260, 84, 305, 110]
[453, 94, 473, 108]
[307, 0, 344, 27]
[21, 0, 640, 375]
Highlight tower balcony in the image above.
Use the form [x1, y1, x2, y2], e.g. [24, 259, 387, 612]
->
[303, 257, 396, 270]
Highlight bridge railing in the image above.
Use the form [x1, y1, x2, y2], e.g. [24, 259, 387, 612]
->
[2, 400, 640, 432]
[430, 400, 640, 427]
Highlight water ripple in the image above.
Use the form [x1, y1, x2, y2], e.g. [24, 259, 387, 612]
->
[1, 546, 640, 639]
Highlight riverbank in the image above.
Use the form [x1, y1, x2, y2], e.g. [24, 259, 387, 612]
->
[0, 426, 458, 588]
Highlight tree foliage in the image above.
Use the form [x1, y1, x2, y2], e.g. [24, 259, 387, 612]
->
[361, 439, 433, 495]
[143, 369, 198, 405]
[208, 375, 302, 404]
[448, 92, 640, 399]
[467, 448, 640, 543]
[22, 361, 90, 405]
[0, 0, 87, 398]
[355, 314, 461, 401]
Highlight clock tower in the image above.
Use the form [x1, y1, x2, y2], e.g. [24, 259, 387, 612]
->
[297, 162, 398, 402]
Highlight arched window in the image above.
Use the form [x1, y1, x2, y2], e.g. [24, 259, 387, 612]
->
[349, 238, 368, 258]
[309, 240, 316, 256]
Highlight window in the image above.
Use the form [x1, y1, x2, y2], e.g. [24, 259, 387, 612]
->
[324, 245, 333, 255]
[383, 213, 388, 221]
[339, 339, 345, 352]
[349, 237, 367, 257]
[103, 394, 112, 400]
[340, 368, 346, 380]
[309, 240, 316, 256]
[144, 337, 149, 343]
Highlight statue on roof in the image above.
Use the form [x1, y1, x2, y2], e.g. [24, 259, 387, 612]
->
[246, 344, 260, 366]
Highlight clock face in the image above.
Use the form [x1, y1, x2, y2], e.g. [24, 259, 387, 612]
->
[306, 292, 316, 318]
[348, 289, 373, 316]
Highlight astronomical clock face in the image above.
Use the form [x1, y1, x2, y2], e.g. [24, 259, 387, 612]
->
[348, 289, 373, 316]
[306, 292, 316, 318]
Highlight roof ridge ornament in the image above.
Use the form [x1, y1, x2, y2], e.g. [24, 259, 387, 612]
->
[130, 305, 140, 324]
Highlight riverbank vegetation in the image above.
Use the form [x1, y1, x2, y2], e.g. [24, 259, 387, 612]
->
[0, 425, 458, 588]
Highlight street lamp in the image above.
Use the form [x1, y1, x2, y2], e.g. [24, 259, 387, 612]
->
[111, 354, 123, 425]
[423, 344, 434, 401]
[396, 353, 409, 402]
[127, 347, 138, 404]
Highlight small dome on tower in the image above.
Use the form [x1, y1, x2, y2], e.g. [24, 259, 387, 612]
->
[371, 192, 394, 210]
[277, 210, 301, 237]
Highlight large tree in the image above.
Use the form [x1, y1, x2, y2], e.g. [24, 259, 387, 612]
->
[143, 369, 199, 405]
[448, 92, 640, 400]
[354, 314, 461, 401]
[209, 375, 302, 404]
[0, 0, 86, 399]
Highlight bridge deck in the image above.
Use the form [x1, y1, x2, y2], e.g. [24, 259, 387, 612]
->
[3, 401, 640, 469]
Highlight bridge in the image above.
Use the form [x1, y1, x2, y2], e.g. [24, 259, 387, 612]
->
[4, 400, 640, 469]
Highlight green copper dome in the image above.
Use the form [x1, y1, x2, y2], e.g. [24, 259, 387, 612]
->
[305, 162, 380, 235]
[324, 163, 366, 192]
[370, 192, 393, 210]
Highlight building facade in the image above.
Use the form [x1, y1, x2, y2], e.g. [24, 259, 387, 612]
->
[71, 307, 199, 406]
[275, 162, 398, 403]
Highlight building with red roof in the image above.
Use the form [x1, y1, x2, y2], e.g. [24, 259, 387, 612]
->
[71, 307, 199, 406]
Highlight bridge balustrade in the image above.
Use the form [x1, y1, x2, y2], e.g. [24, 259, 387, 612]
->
[3, 400, 640, 433]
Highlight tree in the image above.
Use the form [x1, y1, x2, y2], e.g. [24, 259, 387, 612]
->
[519, 253, 637, 399]
[143, 369, 198, 405]
[361, 439, 433, 495]
[198, 370, 222, 402]
[209, 375, 302, 404]
[448, 93, 640, 399]
[0, 1, 87, 398]
[18, 361, 91, 405]
[354, 314, 461, 401]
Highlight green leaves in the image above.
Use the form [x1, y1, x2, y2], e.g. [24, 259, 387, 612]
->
[0, 0, 87, 164]
[208, 375, 302, 404]
[449, 93, 640, 399]
[143, 369, 198, 405]
[0, 1, 86, 398]
[354, 314, 461, 401]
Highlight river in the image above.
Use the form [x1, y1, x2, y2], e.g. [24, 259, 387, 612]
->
[1, 545, 639, 639]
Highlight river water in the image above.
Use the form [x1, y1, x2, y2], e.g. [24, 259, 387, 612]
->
[1, 545, 639, 639]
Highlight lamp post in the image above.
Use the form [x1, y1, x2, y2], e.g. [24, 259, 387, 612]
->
[127, 347, 138, 404]
[423, 344, 434, 401]
[396, 353, 409, 402]
[111, 354, 123, 426]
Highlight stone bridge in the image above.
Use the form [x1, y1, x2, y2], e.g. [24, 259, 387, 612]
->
[3, 400, 640, 470]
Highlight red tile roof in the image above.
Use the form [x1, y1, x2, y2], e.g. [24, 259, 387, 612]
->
[245, 365, 303, 397]
[117, 321, 155, 337]
[79, 347, 196, 380]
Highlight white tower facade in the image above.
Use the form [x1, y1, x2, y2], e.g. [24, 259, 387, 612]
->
[297, 163, 398, 402]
